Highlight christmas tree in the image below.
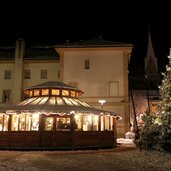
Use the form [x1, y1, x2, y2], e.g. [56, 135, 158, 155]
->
[158, 48, 171, 114]
[135, 49, 171, 151]
[157, 48, 171, 151]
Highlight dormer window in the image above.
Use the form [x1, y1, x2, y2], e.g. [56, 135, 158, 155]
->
[42, 89, 49, 96]
[34, 90, 40, 96]
[51, 89, 60, 96]
[62, 90, 69, 96]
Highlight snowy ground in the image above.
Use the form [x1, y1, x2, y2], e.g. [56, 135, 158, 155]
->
[117, 138, 134, 145]
[0, 139, 170, 171]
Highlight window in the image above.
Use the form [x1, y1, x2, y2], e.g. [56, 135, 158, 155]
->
[31, 114, 39, 131]
[41, 69, 47, 79]
[104, 116, 110, 131]
[0, 114, 9, 131]
[85, 58, 90, 69]
[11, 114, 39, 131]
[33, 90, 40, 96]
[100, 116, 104, 131]
[70, 91, 75, 97]
[18, 114, 26, 131]
[93, 115, 99, 131]
[51, 89, 60, 95]
[58, 70, 60, 79]
[42, 89, 49, 96]
[44, 117, 54, 131]
[2, 90, 11, 103]
[75, 114, 82, 131]
[29, 90, 33, 97]
[11, 114, 19, 131]
[4, 70, 11, 79]
[24, 70, 31, 79]
[83, 115, 92, 131]
[62, 90, 69, 96]
[110, 116, 114, 131]
[56, 117, 71, 131]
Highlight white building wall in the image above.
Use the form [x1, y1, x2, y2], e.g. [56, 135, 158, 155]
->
[57, 48, 131, 138]
[23, 62, 60, 89]
[0, 63, 14, 103]
[0, 60, 60, 104]
[63, 50, 124, 97]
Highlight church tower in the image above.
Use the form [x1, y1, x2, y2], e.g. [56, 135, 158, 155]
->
[144, 31, 160, 89]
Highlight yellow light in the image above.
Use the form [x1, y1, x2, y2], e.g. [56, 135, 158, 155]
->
[98, 99, 106, 109]
[98, 99, 106, 105]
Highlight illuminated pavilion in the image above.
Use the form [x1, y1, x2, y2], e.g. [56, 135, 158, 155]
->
[0, 81, 118, 150]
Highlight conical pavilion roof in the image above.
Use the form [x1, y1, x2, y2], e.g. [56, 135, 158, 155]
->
[0, 81, 117, 116]
[24, 81, 83, 93]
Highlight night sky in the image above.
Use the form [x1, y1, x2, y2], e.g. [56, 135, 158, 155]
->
[0, 2, 171, 72]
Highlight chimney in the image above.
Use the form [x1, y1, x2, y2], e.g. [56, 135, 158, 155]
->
[15, 39, 25, 59]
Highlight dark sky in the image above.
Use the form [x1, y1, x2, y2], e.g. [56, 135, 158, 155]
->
[0, 2, 171, 72]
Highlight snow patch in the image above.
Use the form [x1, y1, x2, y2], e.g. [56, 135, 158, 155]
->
[117, 138, 134, 145]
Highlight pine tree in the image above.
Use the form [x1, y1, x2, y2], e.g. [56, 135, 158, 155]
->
[157, 49, 171, 151]
[135, 49, 171, 151]
[158, 48, 171, 114]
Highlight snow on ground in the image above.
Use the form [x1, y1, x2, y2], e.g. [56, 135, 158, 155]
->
[0, 144, 171, 171]
[117, 138, 134, 145]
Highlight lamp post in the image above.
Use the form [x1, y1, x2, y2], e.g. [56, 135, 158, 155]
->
[98, 99, 106, 109]
[145, 74, 150, 114]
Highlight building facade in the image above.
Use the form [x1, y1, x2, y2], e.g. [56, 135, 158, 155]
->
[0, 39, 60, 105]
[55, 39, 133, 137]
[0, 38, 133, 137]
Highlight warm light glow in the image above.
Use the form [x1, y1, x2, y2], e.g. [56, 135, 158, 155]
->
[70, 111, 75, 114]
[116, 116, 122, 120]
[34, 90, 40, 96]
[70, 91, 75, 97]
[51, 89, 60, 95]
[62, 90, 69, 96]
[98, 99, 106, 105]
[42, 89, 49, 95]
[98, 99, 106, 109]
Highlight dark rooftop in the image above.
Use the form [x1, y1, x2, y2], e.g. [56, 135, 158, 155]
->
[0, 47, 15, 60]
[55, 37, 133, 48]
[0, 46, 59, 60]
[25, 47, 59, 60]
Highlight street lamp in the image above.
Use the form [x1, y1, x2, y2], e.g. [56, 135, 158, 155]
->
[145, 74, 150, 114]
[98, 99, 106, 109]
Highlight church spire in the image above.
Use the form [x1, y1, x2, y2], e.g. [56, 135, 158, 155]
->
[145, 31, 158, 74]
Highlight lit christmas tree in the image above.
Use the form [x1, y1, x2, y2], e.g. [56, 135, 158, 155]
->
[157, 49, 171, 151]
[158, 48, 171, 114]
[135, 49, 171, 151]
